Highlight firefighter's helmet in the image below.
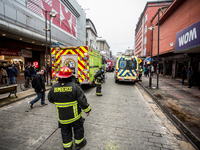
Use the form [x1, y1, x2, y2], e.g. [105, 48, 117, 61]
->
[56, 66, 72, 78]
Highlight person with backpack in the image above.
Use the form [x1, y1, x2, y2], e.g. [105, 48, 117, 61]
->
[28, 68, 47, 108]
[24, 66, 32, 87]
[6, 65, 17, 86]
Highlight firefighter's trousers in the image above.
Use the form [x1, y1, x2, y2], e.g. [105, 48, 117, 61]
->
[61, 117, 84, 149]
[96, 77, 102, 96]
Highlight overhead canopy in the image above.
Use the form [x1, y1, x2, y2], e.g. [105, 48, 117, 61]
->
[145, 57, 155, 62]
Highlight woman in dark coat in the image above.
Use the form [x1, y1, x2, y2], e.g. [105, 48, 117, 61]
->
[181, 67, 187, 85]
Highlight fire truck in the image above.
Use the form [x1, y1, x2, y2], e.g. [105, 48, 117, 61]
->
[51, 46, 103, 85]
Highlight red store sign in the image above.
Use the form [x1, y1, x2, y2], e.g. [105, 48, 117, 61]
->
[27, 0, 77, 37]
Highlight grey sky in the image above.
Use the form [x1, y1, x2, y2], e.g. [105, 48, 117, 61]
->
[76, 0, 148, 55]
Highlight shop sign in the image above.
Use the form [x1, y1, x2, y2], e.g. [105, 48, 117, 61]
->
[175, 20, 200, 52]
[0, 47, 22, 56]
[21, 50, 32, 58]
[33, 61, 39, 68]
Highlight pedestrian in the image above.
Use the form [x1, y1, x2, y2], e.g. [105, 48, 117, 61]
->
[42, 66, 47, 82]
[143, 67, 147, 77]
[188, 67, 194, 88]
[146, 67, 149, 77]
[0, 67, 8, 84]
[108, 66, 111, 72]
[6, 65, 17, 86]
[151, 65, 154, 77]
[139, 66, 143, 81]
[181, 67, 187, 85]
[28, 69, 47, 108]
[70, 66, 81, 87]
[198, 71, 200, 90]
[12, 63, 18, 77]
[48, 66, 91, 150]
[24, 66, 32, 87]
[94, 67, 104, 96]
[31, 66, 37, 77]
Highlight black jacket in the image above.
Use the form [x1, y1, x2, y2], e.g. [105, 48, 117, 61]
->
[33, 73, 45, 93]
[48, 81, 91, 124]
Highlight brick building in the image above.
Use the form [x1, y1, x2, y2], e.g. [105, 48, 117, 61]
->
[134, 0, 173, 59]
[151, 0, 200, 84]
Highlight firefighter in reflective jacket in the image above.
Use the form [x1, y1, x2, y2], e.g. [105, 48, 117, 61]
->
[48, 66, 91, 150]
[94, 68, 104, 96]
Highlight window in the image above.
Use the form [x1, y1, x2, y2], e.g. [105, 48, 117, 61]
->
[145, 13, 148, 23]
[119, 60, 137, 70]
[144, 25, 147, 34]
[143, 47, 146, 56]
[144, 36, 147, 45]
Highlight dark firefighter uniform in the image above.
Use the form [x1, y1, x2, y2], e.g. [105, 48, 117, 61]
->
[94, 68, 104, 96]
[48, 66, 91, 150]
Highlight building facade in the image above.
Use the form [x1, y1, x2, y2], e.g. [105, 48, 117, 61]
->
[134, 0, 173, 59]
[151, 0, 200, 83]
[96, 39, 110, 59]
[86, 18, 98, 49]
[0, 0, 86, 70]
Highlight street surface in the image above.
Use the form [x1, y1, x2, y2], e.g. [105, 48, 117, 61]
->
[0, 73, 195, 150]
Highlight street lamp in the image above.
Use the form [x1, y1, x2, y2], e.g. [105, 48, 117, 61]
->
[49, 12, 56, 85]
[44, 11, 48, 85]
[157, 8, 160, 89]
[148, 25, 155, 88]
[44, 11, 56, 86]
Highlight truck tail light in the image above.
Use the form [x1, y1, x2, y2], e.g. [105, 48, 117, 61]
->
[116, 69, 118, 75]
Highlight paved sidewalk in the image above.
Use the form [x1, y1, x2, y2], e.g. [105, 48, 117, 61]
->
[0, 74, 52, 107]
[138, 74, 200, 140]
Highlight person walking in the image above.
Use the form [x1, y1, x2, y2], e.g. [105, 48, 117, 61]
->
[151, 65, 154, 77]
[181, 67, 187, 85]
[139, 66, 143, 81]
[0, 67, 7, 84]
[42, 66, 47, 82]
[70, 66, 81, 87]
[6, 65, 17, 86]
[48, 66, 91, 150]
[188, 67, 194, 88]
[94, 67, 104, 96]
[143, 67, 147, 77]
[28, 69, 47, 108]
[24, 66, 32, 87]
[146, 67, 149, 77]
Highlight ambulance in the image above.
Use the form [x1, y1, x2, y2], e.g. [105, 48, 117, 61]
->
[51, 46, 103, 86]
[115, 55, 139, 83]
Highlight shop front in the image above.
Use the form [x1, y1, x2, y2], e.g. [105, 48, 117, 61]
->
[175, 20, 200, 84]
[0, 47, 33, 74]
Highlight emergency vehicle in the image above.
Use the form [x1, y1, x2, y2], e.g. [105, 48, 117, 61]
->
[106, 59, 114, 72]
[51, 46, 103, 85]
[115, 55, 139, 83]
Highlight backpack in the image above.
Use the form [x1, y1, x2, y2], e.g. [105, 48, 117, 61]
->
[31, 77, 36, 89]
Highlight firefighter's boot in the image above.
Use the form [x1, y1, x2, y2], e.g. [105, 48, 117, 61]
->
[76, 139, 87, 150]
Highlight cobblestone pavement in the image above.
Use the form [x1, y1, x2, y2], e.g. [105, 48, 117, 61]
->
[0, 73, 195, 150]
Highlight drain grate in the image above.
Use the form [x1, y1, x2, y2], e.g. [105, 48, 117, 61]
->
[174, 134, 185, 141]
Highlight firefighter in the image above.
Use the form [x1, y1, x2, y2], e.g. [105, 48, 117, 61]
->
[94, 67, 104, 96]
[48, 66, 91, 150]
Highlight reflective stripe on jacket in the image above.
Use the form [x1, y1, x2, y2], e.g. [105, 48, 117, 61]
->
[48, 81, 91, 124]
[139, 69, 143, 74]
